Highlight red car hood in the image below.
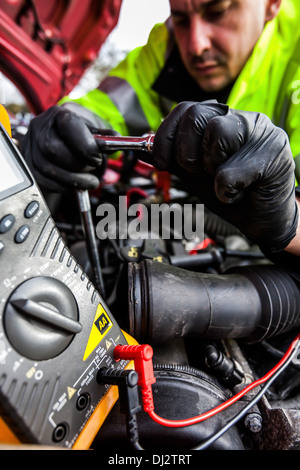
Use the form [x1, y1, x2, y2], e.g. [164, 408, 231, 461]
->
[0, 0, 122, 114]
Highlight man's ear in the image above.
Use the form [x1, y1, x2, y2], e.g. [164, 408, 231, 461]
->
[265, 0, 282, 22]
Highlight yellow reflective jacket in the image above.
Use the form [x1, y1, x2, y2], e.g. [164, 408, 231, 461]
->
[60, 0, 300, 181]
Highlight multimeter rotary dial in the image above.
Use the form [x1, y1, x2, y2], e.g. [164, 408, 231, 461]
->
[3, 276, 81, 361]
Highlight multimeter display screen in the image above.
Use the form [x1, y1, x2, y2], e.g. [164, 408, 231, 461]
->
[0, 128, 31, 201]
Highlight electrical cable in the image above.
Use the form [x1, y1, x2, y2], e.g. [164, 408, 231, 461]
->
[135, 340, 299, 451]
[115, 335, 300, 429]
[145, 334, 300, 428]
[113, 336, 300, 450]
[96, 367, 144, 450]
[192, 338, 300, 450]
[261, 339, 300, 371]
[125, 413, 144, 451]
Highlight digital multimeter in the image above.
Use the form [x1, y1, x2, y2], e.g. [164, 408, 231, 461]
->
[0, 122, 132, 449]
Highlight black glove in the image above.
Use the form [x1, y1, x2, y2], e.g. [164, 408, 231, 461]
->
[21, 105, 114, 192]
[152, 101, 298, 253]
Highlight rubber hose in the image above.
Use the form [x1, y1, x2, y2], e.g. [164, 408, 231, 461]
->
[127, 260, 300, 344]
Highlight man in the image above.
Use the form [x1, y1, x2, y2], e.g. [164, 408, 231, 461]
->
[168, 0, 279, 94]
[22, 0, 300, 265]
[23, 0, 300, 186]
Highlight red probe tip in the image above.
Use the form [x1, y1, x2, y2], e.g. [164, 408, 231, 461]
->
[114, 344, 153, 362]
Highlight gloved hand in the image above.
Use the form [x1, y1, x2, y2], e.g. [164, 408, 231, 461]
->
[152, 101, 298, 253]
[21, 105, 114, 192]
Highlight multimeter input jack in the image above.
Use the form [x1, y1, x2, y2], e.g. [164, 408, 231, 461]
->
[76, 393, 91, 411]
[52, 423, 69, 443]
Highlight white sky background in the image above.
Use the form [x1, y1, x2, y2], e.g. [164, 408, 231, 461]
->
[1, 0, 171, 106]
[70, 0, 171, 97]
[110, 0, 170, 50]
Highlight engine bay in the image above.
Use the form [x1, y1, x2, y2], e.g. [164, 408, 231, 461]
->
[45, 147, 300, 451]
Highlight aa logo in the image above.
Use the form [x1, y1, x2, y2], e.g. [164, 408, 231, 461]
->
[83, 304, 113, 361]
[94, 313, 110, 335]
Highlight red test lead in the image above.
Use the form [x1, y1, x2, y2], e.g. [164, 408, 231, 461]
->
[114, 335, 300, 429]
[114, 344, 156, 412]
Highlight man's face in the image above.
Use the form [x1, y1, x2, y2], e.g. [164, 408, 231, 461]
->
[169, 0, 276, 92]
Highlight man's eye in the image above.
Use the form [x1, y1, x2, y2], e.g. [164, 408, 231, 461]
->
[206, 0, 233, 19]
[172, 16, 190, 27]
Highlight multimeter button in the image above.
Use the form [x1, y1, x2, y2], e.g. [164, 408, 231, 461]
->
[14, 225, 30, 243]
[0, 241, 4, 254]
[0, 214, 15, 233]
[24, 201, 39, 218]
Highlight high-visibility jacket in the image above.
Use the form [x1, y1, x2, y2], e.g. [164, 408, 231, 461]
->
[60, 0, 300, 181]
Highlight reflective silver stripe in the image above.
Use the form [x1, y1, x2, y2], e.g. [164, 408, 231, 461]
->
[99, 76, 150, 135]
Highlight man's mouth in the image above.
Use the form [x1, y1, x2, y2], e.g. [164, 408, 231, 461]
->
[191, 61, 220, 74]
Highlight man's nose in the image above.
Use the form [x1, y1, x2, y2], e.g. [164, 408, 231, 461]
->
[188, 17, 212, 56]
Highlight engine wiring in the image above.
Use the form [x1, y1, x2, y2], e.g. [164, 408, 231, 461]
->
[192, 336, 300, 450]
[113, 333, 300, 449]
[100, 334, 300, 450]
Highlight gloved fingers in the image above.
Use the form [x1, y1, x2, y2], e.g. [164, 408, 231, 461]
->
[152, 101, 197, 171]
[213, 144, 294, 206]
[213, 155, 264, 204]
[199, 112, 257, 204]
[91, 128, 120, 136]
[42, 131, 102, 172]
[200, 113, 249, 175]
[54, 108, 103, 167]
[212, 114, 295, 205]
[174, 101, 229, 173]
[37, 159, 100, 191]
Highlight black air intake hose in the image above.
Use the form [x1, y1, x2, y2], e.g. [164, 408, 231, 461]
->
[127, 260, 300, 344]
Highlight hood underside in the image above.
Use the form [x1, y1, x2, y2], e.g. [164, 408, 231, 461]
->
[0, 0, 123, 114]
